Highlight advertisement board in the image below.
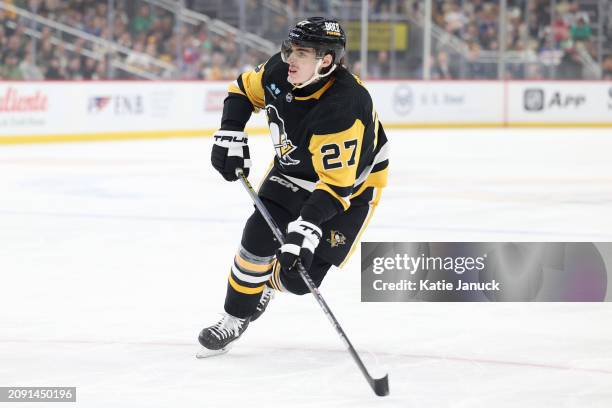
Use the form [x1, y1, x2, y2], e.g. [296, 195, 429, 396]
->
[507, 82, 612, 126]
[367, 81, 505, 127]
[0, 82, 268, 142]
[1, 80, 610, 143]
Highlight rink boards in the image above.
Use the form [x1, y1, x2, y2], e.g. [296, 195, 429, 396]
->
[1, 80, 611, 143]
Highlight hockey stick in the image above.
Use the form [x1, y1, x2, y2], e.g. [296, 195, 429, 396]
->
[235, 169, 389, 397]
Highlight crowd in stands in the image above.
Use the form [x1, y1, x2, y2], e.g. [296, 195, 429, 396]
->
[0, 0, 265, 80]
[425, 0, 605, 79]
[1, 0, 610, 80]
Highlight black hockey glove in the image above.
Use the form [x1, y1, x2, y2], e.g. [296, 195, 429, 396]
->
[277, 217, 322, 274]
[211, 130, 250, 181]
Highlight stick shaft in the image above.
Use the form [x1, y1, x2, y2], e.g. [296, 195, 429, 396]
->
[235, 170, 387, 395]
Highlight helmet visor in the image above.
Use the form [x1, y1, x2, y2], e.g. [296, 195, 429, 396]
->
[281, 39, 326, 63]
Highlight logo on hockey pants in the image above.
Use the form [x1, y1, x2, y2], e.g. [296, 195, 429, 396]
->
[270, 176, 299, 192]
[327, 230, 347, 248]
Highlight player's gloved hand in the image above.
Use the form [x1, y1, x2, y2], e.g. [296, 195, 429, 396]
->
[277, 217, 322, 273]
[211, 130, 250, 181]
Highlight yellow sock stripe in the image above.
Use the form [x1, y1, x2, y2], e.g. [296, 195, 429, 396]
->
[267, 276, 279, 291]
[235, 254, 274, 273]
[270, 261, 284, 292]
[339, 188, 382, 268]
[267, 263, 278, 290]
[273, 265, 281, 291]
[228, 274, 265, 295]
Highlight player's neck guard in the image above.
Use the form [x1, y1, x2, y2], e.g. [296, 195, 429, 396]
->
[289, 59, 338, 89]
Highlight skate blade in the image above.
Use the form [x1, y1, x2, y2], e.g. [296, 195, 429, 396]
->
[195, 344, 232, 359]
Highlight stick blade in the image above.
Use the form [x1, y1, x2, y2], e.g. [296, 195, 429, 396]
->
[372, 374, 390, 397]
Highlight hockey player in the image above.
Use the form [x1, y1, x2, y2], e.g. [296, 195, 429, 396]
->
[197, 17, 389, 357]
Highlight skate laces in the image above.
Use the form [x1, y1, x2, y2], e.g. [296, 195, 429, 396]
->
[256, 287, 275, 312]
[210, 313, 245, 340]
[261, 286, 275, 303]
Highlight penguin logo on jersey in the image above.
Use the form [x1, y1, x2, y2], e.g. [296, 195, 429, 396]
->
[265, 105, 300, 166]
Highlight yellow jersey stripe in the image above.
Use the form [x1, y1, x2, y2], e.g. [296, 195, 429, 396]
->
[228, 83, 246, 97]
[294, 78, 335, 100]
[239, 66, 266, 109]
[340, 188, 382, 268]
[316, 183, 350, 210]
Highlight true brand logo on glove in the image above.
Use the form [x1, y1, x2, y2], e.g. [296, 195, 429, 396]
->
[298, 224, 322, 239]
[211, 130, 251, 181]
[214, 134, 248, 144]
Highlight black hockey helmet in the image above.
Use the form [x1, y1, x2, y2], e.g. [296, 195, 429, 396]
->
[281, 17, 346, 65]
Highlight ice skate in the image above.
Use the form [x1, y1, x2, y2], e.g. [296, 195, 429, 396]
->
[196, 313, 250, 358]
[250, 286, 275, 322]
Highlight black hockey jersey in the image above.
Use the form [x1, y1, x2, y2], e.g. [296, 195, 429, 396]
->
[221, 52, 388, 221]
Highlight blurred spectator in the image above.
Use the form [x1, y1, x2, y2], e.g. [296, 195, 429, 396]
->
[3, 34, 26, 61]
[202, 52, 227, 80]
[125, 40, 150, 71]
[0, 52, 25, 79]
[431, 50, 458, 79]
[180, 33, 201, 78]
[19, 49, 45, 79]
[551, 12, 569, 45]
[444, 2, 466, 36]
[65, 56, 84, 79]
[606, 3, 612, 45]
[557, 46, 582, 79]
[36, 37, 56, 68]
[117, 31, 133, 49]
[601, 55, 612, 80]
[570, 16, 592, 43]
[93, 59, 108, 80]
[466, 42, 486, 78]
[45, 57, 64, 79]
[538, 35, 562, 77]
[144, 40, 157, 60]
[0, 26, 5, 54]
[132, 4, 152, 36]
[369, 50, 391, 78]
[524, 63, 544, 79]
[81, 57, 98, 79]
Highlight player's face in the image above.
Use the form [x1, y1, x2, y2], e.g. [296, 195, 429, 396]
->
[285, 45, 320, 85]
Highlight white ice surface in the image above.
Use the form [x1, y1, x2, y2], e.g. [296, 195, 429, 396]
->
[1, 128, 611, 407]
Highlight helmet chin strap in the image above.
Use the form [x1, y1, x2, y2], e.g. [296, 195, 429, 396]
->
[289, 59, 337, 89]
